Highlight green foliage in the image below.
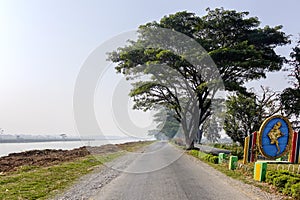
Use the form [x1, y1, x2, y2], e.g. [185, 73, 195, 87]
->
[273, 175, 290, 191]
[212, 143, 229, 149]
[266, 170, 278, 184]
[224, 87, 282, 146]
[188, 150, 200, 158]
[0, 153, 122, 200]
[110, 8, 289, 148]
[265, 169, 300, 197]
[187, 150, 218, 164]
[224, 93, 258, 146]
[212, 143, 243, 159]
[281, 40, 300, 130]
[201, 8, 289, 93]
[204, 154, 219, 164]
[283, 177, 300, 195]
[230, 148, 244, 159]
[291, 182, 300, 200]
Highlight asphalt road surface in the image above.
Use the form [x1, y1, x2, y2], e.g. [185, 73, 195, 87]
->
[89, 142, 268, 200]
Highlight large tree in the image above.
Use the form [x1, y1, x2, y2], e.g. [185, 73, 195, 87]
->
[109, 8, 289, 149]
[281, 40, 300, 130]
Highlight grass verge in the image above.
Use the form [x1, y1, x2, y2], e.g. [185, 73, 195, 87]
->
[0, 153, 122, 200]
[0, 140, 155, 200]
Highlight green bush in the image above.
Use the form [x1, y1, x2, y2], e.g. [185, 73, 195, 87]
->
[266, 169, 300, 197]
[210, 156, 218, 164]
[266, 170, 297, 184]
[204, 154, 218, 164]
[267, 171, 283, 184]
[273, 175, 290, 191]
[230, 149, 244, 159]
[188, 150, 199, 158]
[291, 182, 300, 200]
[212, 143, 243, 159]
[213, 143, 227, 149]
[283, 177, 300, 195]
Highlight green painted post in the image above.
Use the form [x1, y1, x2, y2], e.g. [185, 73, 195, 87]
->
[229, 156, 238, 170]
[254, 162, 268, 181]
[218, 153, 226, 164]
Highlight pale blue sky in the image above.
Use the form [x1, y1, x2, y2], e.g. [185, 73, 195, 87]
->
[0, 0, 299, 136]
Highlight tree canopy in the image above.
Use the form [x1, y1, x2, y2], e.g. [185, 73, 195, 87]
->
[281, 40, 300, 130]
[109, 8, 289, 149]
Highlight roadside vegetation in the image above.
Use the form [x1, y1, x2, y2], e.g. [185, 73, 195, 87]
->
[0, 141, 154, 200]
[0, 153, 122, 200]
[186, 147, 300, 199]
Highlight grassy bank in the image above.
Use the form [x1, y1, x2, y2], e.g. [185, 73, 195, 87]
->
[0, 140, 154, 200]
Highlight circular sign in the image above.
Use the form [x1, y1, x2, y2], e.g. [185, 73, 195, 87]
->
[258, 115, 293, 159]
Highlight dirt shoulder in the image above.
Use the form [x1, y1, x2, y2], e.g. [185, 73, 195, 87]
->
[0, 141, 150, 173]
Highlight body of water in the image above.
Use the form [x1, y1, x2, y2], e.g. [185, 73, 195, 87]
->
[0, 139, 142, 157]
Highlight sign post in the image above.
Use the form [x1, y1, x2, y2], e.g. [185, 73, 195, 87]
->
[254, 161, 267, 181]
[229, 156, 238, 170]
[252, 115, 293, 181]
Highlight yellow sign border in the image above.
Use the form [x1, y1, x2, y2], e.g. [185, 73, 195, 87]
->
[258, 115, 293, 159]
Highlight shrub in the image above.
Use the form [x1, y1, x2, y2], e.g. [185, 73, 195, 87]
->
[204, 154, 218, 164]
[266, 170, 300, 196]
[291, 182, 300, 200]
[213, 143, 243, 159]
[266, 170, 296, 184]
[209, 156, 218, 164]
[213, 143, 227, 149]
[283, 177, 300, 195]
[230, 148, 244, 159]
[266, 171, 277, 184]
[188, 150, 199, 158]
[273, 175, 290, 191]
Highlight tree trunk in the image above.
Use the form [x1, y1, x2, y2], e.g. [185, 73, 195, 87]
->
[186, 139, 195, 150]
[196, 129, 203, 144]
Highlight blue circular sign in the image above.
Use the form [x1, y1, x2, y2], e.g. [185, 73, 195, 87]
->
[258, 115, 292, 159]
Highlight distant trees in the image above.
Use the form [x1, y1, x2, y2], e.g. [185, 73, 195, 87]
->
[149, 110, 180, 140]
[0, 128, 4, 141]
[202, 114, 222, 143]
[60, 133, 67, 140]
[110, 8, 289, 149]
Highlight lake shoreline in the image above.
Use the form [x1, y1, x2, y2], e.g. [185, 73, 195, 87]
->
[0, 140, 153, 173]
[0, 138, 147, 157]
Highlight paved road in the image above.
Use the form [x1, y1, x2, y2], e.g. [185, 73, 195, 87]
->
[89, 142, 260, 200]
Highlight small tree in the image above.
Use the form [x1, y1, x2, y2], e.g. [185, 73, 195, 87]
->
[60, 133, 67, 141]
[224, 87, 282, 146]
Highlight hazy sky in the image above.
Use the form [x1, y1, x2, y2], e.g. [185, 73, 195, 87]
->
[0, 0, 299, 137]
